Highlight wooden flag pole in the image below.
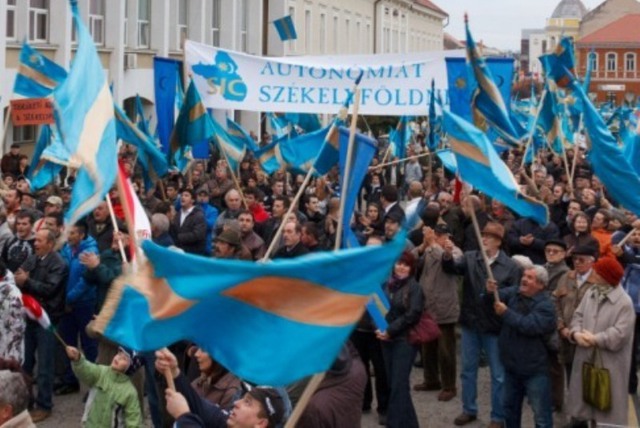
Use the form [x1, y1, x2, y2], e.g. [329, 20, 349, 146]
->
[334, 86, 362, 250]
[617, 227, 638, 247]
[469, 204, 500, 303]
[261, 167, 315, 261]
[284, 373, 326, 428]
[105, 195, 128, 262]
[370, 151, 431, 170]
[216, 141, 249, 210]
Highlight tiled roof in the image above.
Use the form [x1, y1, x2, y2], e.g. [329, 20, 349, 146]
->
[578, 13, 640, 44]
[414, 0, 448, 16]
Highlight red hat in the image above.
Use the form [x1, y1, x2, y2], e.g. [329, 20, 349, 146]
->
[593, 256, 624, 286]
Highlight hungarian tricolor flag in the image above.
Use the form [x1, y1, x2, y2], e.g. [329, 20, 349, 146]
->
[116, 162, 151, 267]
[22, 294, 53, 330]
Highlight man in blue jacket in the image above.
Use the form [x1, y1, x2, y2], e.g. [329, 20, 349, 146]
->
[486, 265, 556, 428]
[56, 221, 99, 395]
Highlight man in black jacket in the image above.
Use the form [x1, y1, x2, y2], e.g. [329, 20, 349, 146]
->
[273, 221, 309, 259]
[16, 229, 69, 422]
[442, 222, 522, 428]
[171, 189, 208, 256]
[486, 265, 556, 428]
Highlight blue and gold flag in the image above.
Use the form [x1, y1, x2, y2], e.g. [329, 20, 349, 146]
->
[210, 116, 247, 173]
[227, 117, 259, 152]
[273, 15, 298, 41]
[14, 42, 67, 98]
[466, 18, 524, 147]
[94, 235, 405, 386]
[169, 79, 215, 171]
[539, 37, 576, 89]
[443, 108, 549, 225]
[28, 125, 65, 190]
[53, 0, 117, 226]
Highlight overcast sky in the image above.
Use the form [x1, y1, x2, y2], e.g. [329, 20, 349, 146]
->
[442, 0, 603, 51]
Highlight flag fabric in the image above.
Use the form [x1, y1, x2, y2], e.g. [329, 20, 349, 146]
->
[583, 49, 595, 92]
[94, 234, 406, 386]
[134, 95, 151, 136]
[169, 79, 215, 171]
[427, 79, 440, 151]
[210, 116, 247, 173]
[365, 289, 390, 331]
[254, 140, 285, 174]
[116, 164, 151, 266]
[28, 125, 65, 190]
[255, 126, 332, 175]
[389, 116, 412, 158]
[466, 19, 524, 147]
[570, 79, 640, 216]
[53, 0, 117, 226]
[14, 42, 67, 98]
[226, 117, 259, 152]
[624, 121, 640, 177]
[273, 15, 298, 41]
[153, 57, 182, 154]
[442, 108, 549, 225]
[338, 127, 378, 249]
[22, 294, 53, 330]
[114, 103, 168, 192]
[535, 87, 563, 154]
[538, 37, 576, 89]
[437, 149, 458, 174]
[284, 112, 322, 133]
[267, 113, 296, 139]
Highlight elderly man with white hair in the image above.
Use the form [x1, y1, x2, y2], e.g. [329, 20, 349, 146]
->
[0, 368, 33, 427]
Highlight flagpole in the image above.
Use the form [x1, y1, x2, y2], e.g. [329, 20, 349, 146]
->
[468, 202, 500, 303]
[284, 373, 326, 428]
[334, 86, 362, 250]
[215, 133, 249, 209]
[105, 195, 128, 262]
[520, 89, 547, 169]
[370, 151, 431, 170]
[260, 167, 315, 261]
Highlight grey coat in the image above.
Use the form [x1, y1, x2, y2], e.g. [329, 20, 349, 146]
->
[568, 285, 636, 426]
[414, 244, 462, 324]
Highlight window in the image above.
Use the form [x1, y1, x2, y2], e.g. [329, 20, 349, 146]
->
[366, 23, 371, 53]
[588, 51, 598, 71]
[177, 0, 188, 50]
[211, 0, 221, 47]
[304, 10, 311, 53]
[319, 13, 326, 53]
[138, 0, 150, 48]
[29, 0, 49, 42]
[626, 53, 636, 72]
[13, 126, 37, 145]
[89, 0, 105, 45]
[345, 19, 350, 53]
[238, 0, 248, 52]
[6, 0, 16, 40]
[288, 6, 296, 53]
[606, 52, 617, 71]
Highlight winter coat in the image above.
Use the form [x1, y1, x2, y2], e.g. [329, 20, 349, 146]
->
[568, 286, 635, 426]
[0, 272, 24, 363]
[71, 355, 142, 428]
[83, 249, 124, 313]
[383, 276, 424, 339]
[191, 371, 241, 409]
[491, 286, 556, 376]
[171, 206, 208, 255]
[20, 251, 68, 323]
[413, 243, 461, 324]
[443, 250, 522, 334]
[506, 217, 560, 264]
[198, 202, 219, 255]
[60, 236, 99, 307]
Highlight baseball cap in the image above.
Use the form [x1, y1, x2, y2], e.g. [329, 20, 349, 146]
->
[46, 196, 63, 207]
[243, 383, 286, 427]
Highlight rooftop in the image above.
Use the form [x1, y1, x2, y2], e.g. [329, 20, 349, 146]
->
[414, 0, 448, 16]
[578, 13, 640, 44]
[551, 0, 588, 19]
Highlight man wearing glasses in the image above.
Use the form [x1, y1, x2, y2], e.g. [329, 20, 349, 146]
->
[552, 241, 600, 386]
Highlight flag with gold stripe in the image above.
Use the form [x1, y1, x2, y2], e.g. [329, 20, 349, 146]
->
[53, 0, 117, 226]
[14, 42, 67, 98]
[94, 233, 406, 385]
[443, 107, 548, 225]
[169, 78, 215, 170]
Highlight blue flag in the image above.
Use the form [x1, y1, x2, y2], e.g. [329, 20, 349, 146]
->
[53, 0, 117, 226]
[226, 117, 259, 152]
[94, 235, 406, 386]
[273, 15, 298, 41]
[134, 94, 151, 136]
[14, 42, 67, 98]
[284, 113, 322, 133]
[28, 125, 64, 190]
[539, 37, 576, 89]
[114, 103, 168, 190]
[256, 126, 332, 175]
[427, 79, 440, 151]
[153, 57, 182, 154]
[209, 116, 247, 173]
[267, 113, 297, 139]
[337, 127, 378, 249]
[389, 116, 412, 159]
[535, 87, 563, 154]
[466, 20, 523, 147]
[169, 79, 215, 171]
[442, 108, 549, 225]
[437, 149, 458, 175]
[570, 79, 640, 216]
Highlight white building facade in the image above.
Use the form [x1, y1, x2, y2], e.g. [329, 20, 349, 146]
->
[1, 0, 446, 155]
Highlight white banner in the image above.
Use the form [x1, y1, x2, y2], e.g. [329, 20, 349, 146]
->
[185, 40, 464, 116]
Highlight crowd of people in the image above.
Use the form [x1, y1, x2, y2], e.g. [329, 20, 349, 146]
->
[0, 130, 638, 428]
